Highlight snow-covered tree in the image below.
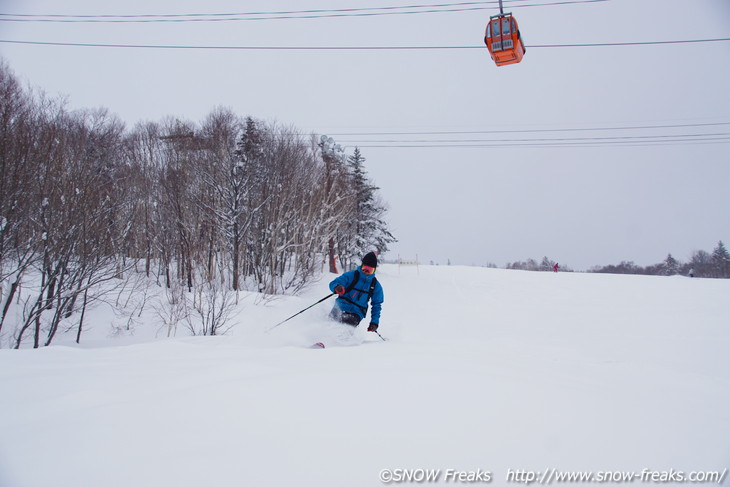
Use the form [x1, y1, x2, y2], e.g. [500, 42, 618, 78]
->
[712, 241, 730, 278]
[338, 147, 395, 270]
[663, 253, 679, 276]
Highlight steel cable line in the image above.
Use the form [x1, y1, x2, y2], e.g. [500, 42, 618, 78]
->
[322, 121, 730, 136]
[337, 132, 730, 143]
[275, 136, 730, 148]
[0, 1, 524, 19]
[352, 136, 730, 148]
[0, 0, 606, 23]
[287, 124, 730, 148]
[1, 37, 728, 50]
[330, 132, 730, 149]
[190, 124, 730, 149]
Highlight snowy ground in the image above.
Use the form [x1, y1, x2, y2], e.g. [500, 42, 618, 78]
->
[1, 264, 728, 487]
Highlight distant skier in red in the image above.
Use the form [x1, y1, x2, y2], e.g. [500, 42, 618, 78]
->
[553, 263, 559, 273]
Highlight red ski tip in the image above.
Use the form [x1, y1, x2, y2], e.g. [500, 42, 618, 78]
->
[310, 342, 325, 349]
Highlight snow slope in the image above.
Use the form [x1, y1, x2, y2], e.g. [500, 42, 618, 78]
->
[1, 265, 728, 487]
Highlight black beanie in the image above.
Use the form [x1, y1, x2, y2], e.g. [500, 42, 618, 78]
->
[362, 252, 378, 268]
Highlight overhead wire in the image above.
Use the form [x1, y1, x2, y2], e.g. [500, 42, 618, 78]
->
[1, 37, 729, 50]
[324, 121, 730, 136]
[1, 0, 727, 50]
[305, 122, 730, 148]
[350, 137, 730, 148]
[330, 136, 730, 149]
[0, 0, 607, 23]
[3, 1, 516, 19]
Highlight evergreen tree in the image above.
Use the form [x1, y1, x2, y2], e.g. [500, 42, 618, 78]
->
[663, 253, 679, 276]
[232, 116, 265, 288]
[712, 241, 730, 278]
[344, 147, 396, 265]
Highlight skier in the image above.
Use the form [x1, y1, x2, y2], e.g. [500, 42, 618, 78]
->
[553, 263, 559, 273]
[328, 251, 384, 333]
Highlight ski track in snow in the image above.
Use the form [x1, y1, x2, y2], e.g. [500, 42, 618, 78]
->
[0, 264, 728, 487]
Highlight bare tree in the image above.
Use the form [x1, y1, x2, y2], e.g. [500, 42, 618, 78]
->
[0, 62, 38, 334]
[186, 271, 237, 336]
[0, 68, 398, 345]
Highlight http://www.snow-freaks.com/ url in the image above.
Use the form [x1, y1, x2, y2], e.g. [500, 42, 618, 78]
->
[378, 467, 728, 484]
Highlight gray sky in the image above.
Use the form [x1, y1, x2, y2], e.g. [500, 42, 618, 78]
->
[1, 0, 729, 270]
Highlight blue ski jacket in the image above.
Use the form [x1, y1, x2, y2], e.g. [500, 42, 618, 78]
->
[329, 268, 384, 324]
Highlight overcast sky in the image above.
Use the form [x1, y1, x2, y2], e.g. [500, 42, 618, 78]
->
[1, 0, 729, 270]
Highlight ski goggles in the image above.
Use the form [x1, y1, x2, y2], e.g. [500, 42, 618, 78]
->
[361, 265, 376, 275]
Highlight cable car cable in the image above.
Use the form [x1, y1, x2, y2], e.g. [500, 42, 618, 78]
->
[0, 1, 608, 23]
[335, 132, 730, 144]
[351, 137, 730, 148]
[530, 38, 730, 48]
[2, 37, 728, 50]
[0, 1, 532, 19]
[319, 121, 730, 137]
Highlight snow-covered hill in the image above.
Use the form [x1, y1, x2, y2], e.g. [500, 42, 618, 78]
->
[1, 265, 728, 487]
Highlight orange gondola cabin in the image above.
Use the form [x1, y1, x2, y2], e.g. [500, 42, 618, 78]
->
[484, 13, 525, 66]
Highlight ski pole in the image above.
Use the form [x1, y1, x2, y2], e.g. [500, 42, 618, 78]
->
[368, 330, 388, 342]
[266, 293, 335, 332]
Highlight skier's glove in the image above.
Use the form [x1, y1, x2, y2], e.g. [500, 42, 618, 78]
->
[334, 285, 346, 295]
[367, 322, 379, 332]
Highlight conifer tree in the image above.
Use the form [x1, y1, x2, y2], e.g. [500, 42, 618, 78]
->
[712, 241, 730, 278]
[663, 253, 679, 276]
[230, 116, 264, 289]
[344, 147, 396, 265]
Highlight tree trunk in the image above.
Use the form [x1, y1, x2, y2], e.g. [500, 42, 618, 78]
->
[0, 279, 19, 333]
[75, 288, 89, 344]
[328, 237, 338, 274]
[232, 222, 240, 291]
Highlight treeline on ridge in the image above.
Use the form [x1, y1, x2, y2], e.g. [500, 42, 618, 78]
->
[589, 242, 730, 278]
[502, 241, 730, 278]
